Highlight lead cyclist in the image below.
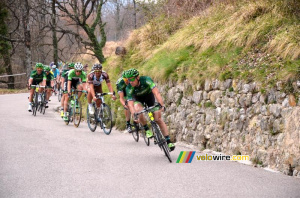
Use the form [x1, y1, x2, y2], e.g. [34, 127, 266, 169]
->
[125, 68, 175, 151]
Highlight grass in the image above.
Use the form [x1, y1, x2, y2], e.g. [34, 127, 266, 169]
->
[102, 0, 300, 129]
[112, 0, 299, 87]
[0, 88, 27, 95]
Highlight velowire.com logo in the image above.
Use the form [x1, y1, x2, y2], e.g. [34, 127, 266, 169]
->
[176, 151, 250, 163]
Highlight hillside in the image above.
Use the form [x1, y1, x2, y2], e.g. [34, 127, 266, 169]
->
[104, 0, 299, 92]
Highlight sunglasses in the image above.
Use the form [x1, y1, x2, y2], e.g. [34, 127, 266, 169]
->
[94, 70, 102, 73]
[75, 70, 82, 73]
[128, 78, 136, 82]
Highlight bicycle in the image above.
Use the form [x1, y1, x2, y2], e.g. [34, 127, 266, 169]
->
[57, 87, 62, 102]
[38, 88, 47, 115]
[65, 88, 86, 127]
[30, 85, 45, 116]
[131, 121, 150, 146]
[87, 92, 113, 135]
[134, 104, 172, 163]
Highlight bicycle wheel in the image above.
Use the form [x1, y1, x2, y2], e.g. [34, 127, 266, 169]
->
[131, 123, 139, 142]
[41, 93, 46, 115]
[64, 105, 71, 125]
[100, 103, 112, 135]
[73, 100, 82, 127]
[152, 123, 172, 163]
[32, 92, 38, 116]
[58, 89, 62, 102]
[141, 124, 150, 146]
[87, 104, 97, 132]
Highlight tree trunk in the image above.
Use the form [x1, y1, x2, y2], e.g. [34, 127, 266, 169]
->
[23, 0, 32, 78]
[3, 53, 14, 89]
[133, 0, 137, 29]
[52, 0, 58, 66]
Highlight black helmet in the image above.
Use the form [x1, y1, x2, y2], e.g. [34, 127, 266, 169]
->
[92, 63, 102, 71]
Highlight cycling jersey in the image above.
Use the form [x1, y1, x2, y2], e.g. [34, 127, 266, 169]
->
[30, 70, 47, 83]
[125, 76, 156, 101]
[45, 73, 54, 82]
[87, 71, 110, 86]
[116, 77, 127, 97]
[52, 68, 60, 78]
[68, 69, 87, 82]
[87, 71, 110, 93]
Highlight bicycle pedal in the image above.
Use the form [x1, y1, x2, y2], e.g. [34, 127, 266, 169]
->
[45, 106, 49, 108]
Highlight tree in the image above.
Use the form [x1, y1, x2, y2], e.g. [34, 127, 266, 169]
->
[0, 1, 14, 88]
[56, 0, 108, 63]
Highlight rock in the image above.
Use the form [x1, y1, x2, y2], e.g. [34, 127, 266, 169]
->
[192, 91, 203, 104]
[289, 94, 297, 107]
[115, 46, 126, 56]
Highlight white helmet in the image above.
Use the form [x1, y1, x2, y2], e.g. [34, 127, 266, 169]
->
[74, 62, 83, 70]
[52, 65, 56, 69]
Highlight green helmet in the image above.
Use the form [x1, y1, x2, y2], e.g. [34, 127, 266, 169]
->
[126, 68, 139, 78]
[68, 62, 75, 69]
[122, 70, 127, 78]
[44, 66, 51, 71]
[35, 63, 44, 69]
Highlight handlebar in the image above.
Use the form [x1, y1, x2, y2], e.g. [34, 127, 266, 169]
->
[134, 104, 162, 120]
[30, 85, 46, 88]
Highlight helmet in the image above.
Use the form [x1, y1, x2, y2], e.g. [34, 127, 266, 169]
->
[44, 66, 51, 71]
[35, 63, 44, 69]
[68, 62, 75, 69]
[62, 64, 68, 71]
[126, 68, 139, 78]
[52, 65, 56, 69]
[49, 62, 54, 67]
[122, 70, 127, 78]
[92, 63, 102, 71]
[74, 62, 83, 70]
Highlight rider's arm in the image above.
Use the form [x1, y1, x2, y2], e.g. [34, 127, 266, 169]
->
[67, 80, 72, 93]
[127, 100, 135, 116]
[51, 80, 54, 88]
[106, 82, 116, 100]
[28, 78, 33, 86]
[118, 91, 126, 107]
[152, 87, 165, 108]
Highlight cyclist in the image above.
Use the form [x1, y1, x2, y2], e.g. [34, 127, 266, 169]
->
[63, 62, 87, 121]
[51, 64, 60, 94]
[60, 63, 74, 117]
[125, 68, 175, 151]
[44, 66, 54, 106]
[27, 63, 47, 112]
[116, 71, 132, 132]
[87, 63, 116, 115]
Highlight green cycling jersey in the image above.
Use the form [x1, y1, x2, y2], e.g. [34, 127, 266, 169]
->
[125, 76, 156, 100]
[116, 77, 127, 93]
[45, 73, 54, 82]
[68, 69, 87, 82]
[29, 70, 47, 81]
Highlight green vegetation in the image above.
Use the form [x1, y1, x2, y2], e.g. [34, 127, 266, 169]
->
[104, 0, 300, 129]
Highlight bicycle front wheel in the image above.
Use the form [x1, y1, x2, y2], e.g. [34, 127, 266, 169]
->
[87, 105, 97, 132]
[131, 123, 139, 142]
[100, 103, 112, 135]
[58, 89, 62, 102]
[73, 100, 82, 127]
[32, 92, 38, 116]
[141, 125, 150, 146]
[152, 123, 172, 163]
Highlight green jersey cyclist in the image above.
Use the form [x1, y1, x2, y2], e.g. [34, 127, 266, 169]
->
[125, 68, 175, 151]
[116, 71, 132, 132]
[63, 62, 87, 121]
[27, 63, 47, 112]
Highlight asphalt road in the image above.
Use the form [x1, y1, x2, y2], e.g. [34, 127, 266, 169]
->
[0, 93, 300, 198]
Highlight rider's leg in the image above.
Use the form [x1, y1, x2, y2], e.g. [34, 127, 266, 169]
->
[29, 88, 34, 102]
[154, 111, 169, 136]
